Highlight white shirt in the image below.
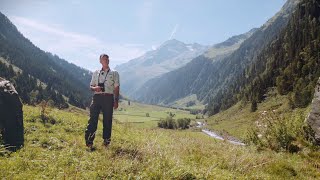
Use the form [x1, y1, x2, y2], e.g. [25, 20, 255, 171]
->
[90, 68, 120, 94]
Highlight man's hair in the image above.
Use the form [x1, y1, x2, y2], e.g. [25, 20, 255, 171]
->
[100, 54, 109, 59]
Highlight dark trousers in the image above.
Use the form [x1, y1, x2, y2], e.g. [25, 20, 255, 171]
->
[85, 94, 114, 145]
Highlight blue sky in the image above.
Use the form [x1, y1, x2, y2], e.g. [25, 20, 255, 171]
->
[0, 0, 286, 71]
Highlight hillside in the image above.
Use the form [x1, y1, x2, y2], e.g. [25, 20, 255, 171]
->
[0, 12, 92, 108]
[115, 39, 208, 98]
[206, 0, 320, 115]
[133, 0, 301, 114]
[204, 28, 258, 60]
[134, 28, 257, 106]
[204, 88, 310, 140]
[1, 104, 320, 179]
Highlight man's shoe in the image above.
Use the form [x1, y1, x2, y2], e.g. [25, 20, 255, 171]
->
[103, 143, 109, 148]
[86, 144, 92, 148]
[103, 139, 110, 148]
[86, 144, 95, 151]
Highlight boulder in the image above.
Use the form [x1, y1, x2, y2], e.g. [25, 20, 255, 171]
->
[306, 77, 320, 145]
[0, 77, 24, 151]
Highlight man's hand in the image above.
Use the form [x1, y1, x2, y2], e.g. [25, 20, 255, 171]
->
[113, 101, 118, 109]
[91, 86, 102, 92]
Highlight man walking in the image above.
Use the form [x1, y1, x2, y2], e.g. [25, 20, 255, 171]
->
[85, 54, 120, 149]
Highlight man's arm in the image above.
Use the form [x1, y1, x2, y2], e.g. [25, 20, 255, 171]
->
[89, 71, 101, 92]
[113, 86, 119, 109]
[113, 71, 120, 109]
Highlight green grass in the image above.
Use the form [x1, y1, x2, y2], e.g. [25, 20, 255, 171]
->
[205, 91, 311, 141]
[0, 103, 320, 179]
[169, 94, 205, 110]
[114, 100, 196, 128]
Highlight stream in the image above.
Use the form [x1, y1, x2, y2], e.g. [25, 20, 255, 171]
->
[196, 122, 245, 146]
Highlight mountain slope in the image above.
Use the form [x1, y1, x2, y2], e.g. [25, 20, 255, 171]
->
[134, 0, 300, 110]
[206, 0, 320, 114]
[115, 39, 208, 97]
[204, 28, 258, 60]
[0, 12, 92, 108]
[134, 28, 257, 105]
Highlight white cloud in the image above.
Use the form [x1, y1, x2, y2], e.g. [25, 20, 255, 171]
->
[9, 16, 146, 71]
[151, 45, 157, 50]
[169, 24, 179, 40]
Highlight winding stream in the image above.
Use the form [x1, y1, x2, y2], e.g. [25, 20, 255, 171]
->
[197, 122, 245, 146]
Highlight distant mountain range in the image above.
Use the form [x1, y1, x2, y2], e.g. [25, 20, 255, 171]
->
[133, 28, 257, 107]
[115, 39, 209, 97]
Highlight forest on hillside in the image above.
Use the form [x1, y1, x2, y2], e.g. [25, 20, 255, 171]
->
[0, 12, 92, 108]
[206, 0, 320, 115]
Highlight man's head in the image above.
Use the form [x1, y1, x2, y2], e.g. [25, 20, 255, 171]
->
[100, 54, 109, 67]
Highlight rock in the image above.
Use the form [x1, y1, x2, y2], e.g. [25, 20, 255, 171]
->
[306, 77, 320, 145]
[0, 77, 24, 151]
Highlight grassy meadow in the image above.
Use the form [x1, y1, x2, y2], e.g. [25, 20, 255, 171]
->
[205, 89, 311, 141]
[0, 100, 320, 179]
[114, 100, 197, 128]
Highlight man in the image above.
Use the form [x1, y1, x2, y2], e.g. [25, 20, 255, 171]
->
[85, 54, 120, 149]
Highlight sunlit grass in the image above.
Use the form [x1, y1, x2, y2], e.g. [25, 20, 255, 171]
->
[206, 91, 310, 140]
[114, 100, 196, 128]
[0, 104, 319, 179]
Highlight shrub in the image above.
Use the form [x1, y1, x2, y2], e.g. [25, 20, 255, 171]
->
[190, 109, 201, 115]
[186, 101, 195, 107]
[40, 100, 53, 123]
[166, 117, 176, 129]
[177, 118, 191, 129]
[168, 112, 175, 118]
[251, 100, 257, 112]
[158, 116, 176, 129]
[245, 110, 305, 152]
[158, 117, 191, 130]
[195, 114, 204, 119]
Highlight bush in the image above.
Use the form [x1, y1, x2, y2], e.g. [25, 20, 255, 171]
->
[195, 114, 204, 119]
[167, 117, 177, 129]
[190, 109, 201, 115]
[158, 117, 191, 130]
[251, 100, 257, 112]
[245, 110, 305, 152]
[177, 118, 191, 129]
[40, 100, 53, 124]
[186, 101, 195, 107]
[158, 116, 176, 129]
[167, 112, 176, 118]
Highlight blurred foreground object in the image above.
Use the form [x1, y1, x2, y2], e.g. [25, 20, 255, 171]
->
[0, 77, 24, 151]
[306, 77, 320, 145]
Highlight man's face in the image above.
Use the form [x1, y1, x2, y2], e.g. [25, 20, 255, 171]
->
[100, 57, 109, 66]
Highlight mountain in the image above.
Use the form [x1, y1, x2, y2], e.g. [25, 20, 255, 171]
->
[134, 28, 257, 106]
[206, 0, 320, 114]
[115, 39, 209, 97]
[134, 0, 301, 111]
[204, 28, 258, 61]
[0, 12, 92, 108]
